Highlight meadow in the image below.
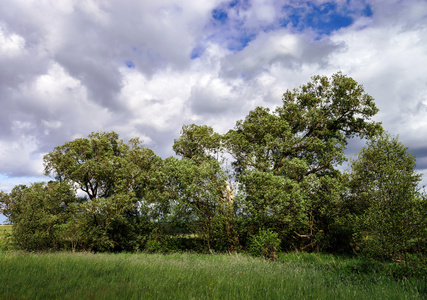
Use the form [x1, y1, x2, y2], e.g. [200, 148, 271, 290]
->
[0, 251, 424, 300]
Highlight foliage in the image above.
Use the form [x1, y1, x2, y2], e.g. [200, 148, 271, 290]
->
[173, 124, 222, 163]
[171, 124, 239, 252]
[0, 181, 77, 251]
[0, 225, 12, 251]
[300, 173, 352, 252]
[224, 72, 383, 250]
[248, 229, 281, 260]
[42, 132, 168, 252]
[225, 72, 382, 177]
[164, 156, 237, 252]
[44, 132, 123, 200]
[239, 171, 308, 238]
[349, 133, 426, 277]
[43, 132, 158, 201]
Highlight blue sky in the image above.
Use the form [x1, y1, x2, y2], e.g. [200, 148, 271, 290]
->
[1, 0, 427, 223]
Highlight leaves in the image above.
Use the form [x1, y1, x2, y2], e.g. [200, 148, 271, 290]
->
[1, 181, 77, 251]
[349, 133, 425, 264]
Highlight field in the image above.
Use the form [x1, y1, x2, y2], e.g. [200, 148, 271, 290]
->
[0, 251, 424, 299]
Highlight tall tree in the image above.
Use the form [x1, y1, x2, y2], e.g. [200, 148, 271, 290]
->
[224, 72, 383, 249]
[226, 72, 382, 178]
[173, 124, 221, 163]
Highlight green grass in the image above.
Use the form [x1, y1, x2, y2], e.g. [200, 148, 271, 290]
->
[0, 251, 424, 299]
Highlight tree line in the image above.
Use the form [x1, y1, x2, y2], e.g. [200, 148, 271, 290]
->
[1, 73, 425, 268]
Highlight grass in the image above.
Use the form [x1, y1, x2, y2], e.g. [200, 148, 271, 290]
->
[0, 251, 424, 299]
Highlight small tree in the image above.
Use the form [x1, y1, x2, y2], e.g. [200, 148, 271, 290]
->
[248, 229, 281, 260]
[170, 124, 239, 252]
[349, 133, 425, 275]
[1, 181, 77, 251]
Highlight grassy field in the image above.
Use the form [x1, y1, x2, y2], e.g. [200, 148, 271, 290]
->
[0, 251, 424, 299]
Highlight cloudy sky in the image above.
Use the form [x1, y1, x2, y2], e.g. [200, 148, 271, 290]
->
[1, 0, 427, 221]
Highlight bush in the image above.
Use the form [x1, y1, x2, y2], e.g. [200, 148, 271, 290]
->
[248, 229, 281, 260]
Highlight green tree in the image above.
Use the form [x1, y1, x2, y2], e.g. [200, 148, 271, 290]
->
[171, 124, 238, 251]
[44, 132, 129, 200]
[226, 72, 381, 180]
[43, 132, 164, 251]
[173, 124, 222, 163]
[349, 133, 426, 275]
[0, 181, 77, 251]
[238, 170, 307, 236]
[224, 72, 382, 250]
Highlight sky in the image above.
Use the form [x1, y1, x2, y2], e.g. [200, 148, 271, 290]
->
[1, 0, 427, 223]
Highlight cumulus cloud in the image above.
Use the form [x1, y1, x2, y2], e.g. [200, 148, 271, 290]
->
[326, 0, 427, 163]
[0, 0, 426, 191]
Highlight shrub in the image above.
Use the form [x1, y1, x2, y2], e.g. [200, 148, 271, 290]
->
[248, 229, 281, 260]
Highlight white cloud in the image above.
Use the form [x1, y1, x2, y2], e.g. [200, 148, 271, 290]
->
[328, 5, 427, 151]
[0, 0, 426, 185]
[238, 0, 279, 28]
[0, 138, 44, 177]
[0, 174, 49, 194]
[118, 67, 191, 133]
[0, 27, 25, 56]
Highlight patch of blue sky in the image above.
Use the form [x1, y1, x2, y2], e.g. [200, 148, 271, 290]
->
[125, 60, 135, 69]
[228, 0, 239, 8]
[212, 8, 228, 24]
[362, 4, 373, 17]
[0, 214, 7, 225]
[205, 1, 257, 53]
[281, 1, 373, 35]
[227, 31, 256, 51]
[228, 0, 250, 9]
[190, 45, 205, 59]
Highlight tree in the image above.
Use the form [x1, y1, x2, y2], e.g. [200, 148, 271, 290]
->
[224, 72, 383, 250]
[171, 124, 239, 251]
[44, 132, 130, 200]
[0, 181, 77, 251]
[349, 133, 425, 269]
[173, 124, 221, 163]
[225, 72, 382, 178]
[43, 132, 164, 251]
[238, 170, 308, 233]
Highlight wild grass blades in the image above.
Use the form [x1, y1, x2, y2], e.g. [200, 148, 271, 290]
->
[0, 251, 424, 299]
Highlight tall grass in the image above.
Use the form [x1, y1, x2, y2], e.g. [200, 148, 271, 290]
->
[0, 251, 424, 299]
